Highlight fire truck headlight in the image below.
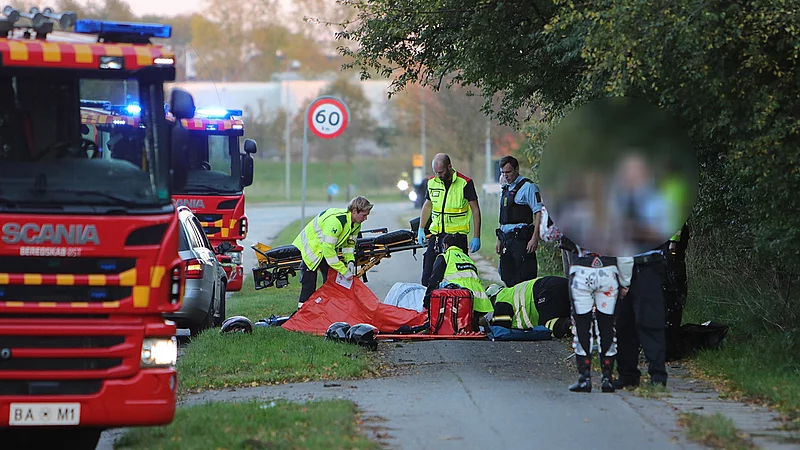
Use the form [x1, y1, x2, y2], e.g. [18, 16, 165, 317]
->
[141, 337, 177, 368]
[228, 251, 242, 265]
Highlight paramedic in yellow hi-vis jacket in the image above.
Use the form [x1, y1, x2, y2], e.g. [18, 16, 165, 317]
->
[417, 153, 482, 287]
[481, 277, 573, 338]
[423, 234, 493, 330]
[292, 196, 373, 309]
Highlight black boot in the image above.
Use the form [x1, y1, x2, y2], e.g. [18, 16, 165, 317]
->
[569, 357, 592, 392]
[601, 356, 615, 393]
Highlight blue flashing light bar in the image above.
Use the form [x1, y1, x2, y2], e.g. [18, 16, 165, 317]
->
[74, 20, 172, 39]
[107, 103, 141, 116]
[195, 107, 243, 119]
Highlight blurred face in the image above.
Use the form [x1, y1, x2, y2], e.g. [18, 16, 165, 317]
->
[618, 154, 651, 190]
[433, 160, 453, 181]
[501, 163, 519, 184]
[351, 209, 370, 224]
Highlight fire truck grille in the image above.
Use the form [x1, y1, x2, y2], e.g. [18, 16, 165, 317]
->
[0, 380, 102, 396]
[0, 286, 132, 302]
[0, 358, 122, 371]
[0, 336, 124, 348]
[0, 257, 135, 275]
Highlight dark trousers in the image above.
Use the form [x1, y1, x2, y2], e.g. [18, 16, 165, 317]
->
[298, 259, 330, 304]
[421, 233, 468, 286]
[663, 244, 688, 360]
[615, 257, 668, 384]
[498, 230, 538, 287]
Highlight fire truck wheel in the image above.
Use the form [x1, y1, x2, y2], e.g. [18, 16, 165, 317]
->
[214, 281, 227, 327]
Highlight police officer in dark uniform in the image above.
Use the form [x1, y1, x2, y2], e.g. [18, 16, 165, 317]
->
[614, 247, 670, 388]
[495, 156, 542, 287]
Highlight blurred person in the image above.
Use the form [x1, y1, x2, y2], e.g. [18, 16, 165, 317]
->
[610, 151, 672, 255]
[567, 244, 634, 393]
[423, 233, 493, 328]
[292, 196, 373, 309]
[494, 155, 542, 287]
[417, 153, 482, 287]
[481, 276, 573, 338]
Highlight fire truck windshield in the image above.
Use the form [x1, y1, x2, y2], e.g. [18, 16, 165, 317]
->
[0, 76, 169, 211]
[176, 133, 242, 195]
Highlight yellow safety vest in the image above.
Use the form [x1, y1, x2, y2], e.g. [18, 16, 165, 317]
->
[427, 170, 472, 235]
[441, 246, 492, 313]
[661, 176, 690, 239]
[494, 278, 540, 329]
[292, 208, 360, 275]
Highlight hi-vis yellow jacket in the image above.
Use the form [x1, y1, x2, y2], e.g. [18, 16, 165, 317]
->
[427, 170, 472, 235]
[292, 208, 360, 275]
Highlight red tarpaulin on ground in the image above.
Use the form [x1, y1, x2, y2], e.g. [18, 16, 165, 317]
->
[282, 268, 428, 336]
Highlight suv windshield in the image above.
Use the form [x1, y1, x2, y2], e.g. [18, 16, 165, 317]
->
[0, 76, 169, 210]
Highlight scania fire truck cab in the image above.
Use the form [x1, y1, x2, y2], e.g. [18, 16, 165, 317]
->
[0, 10, 196, 449]
[80, 106, 257, 292]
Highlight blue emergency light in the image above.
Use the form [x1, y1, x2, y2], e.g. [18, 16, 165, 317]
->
[74, 20, 172, 39]
[106, 103, 141, 116]
[195, 108, 243, 119]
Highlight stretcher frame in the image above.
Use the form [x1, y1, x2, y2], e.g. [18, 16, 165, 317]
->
[251, 227, 426, 290]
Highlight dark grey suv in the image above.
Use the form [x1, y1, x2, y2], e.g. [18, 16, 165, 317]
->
[166, 206, 227, 335]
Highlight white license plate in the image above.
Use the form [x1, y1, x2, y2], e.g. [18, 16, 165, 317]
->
[8, 403, 80, 426]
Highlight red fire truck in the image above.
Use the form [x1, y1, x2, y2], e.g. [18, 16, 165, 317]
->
[80, 105, 256, 292]
[168, 107, 256, 292]
[0, 10, 197, 448]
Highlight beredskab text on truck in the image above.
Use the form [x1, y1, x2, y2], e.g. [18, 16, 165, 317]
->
[0, 10, 199, 448]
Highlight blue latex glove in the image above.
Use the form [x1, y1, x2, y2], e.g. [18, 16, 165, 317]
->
[470, 237, 481, 253]
[417, 228, 427, 246]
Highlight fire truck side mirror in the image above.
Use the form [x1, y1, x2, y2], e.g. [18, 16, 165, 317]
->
[170, 88, 195, 120]
[241, 153, 254, 188]
[243, 138, 257, 154]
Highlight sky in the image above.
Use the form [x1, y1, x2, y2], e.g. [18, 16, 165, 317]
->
[126, 0, 294, 18]
[127, 0, 221, 17]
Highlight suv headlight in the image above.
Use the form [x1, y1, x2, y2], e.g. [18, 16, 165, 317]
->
[141, 337, 177, 368]
[227, 251, 242, 265]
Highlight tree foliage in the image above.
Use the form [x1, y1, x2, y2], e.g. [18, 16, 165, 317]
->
[337, 0, 800, 319]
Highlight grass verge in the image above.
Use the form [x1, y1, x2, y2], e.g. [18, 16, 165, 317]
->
[682, 240, 800, 419]
[116, 399, 380, 450]
[178, 279, 378, 394]
[678, 412, 757, 449]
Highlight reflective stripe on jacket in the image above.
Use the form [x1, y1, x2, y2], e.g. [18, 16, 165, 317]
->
[494, 278, 540, 329]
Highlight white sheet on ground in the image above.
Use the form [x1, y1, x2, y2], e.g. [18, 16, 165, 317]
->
[383, 282, 426, 312]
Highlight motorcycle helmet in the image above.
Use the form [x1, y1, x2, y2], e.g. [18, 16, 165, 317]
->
[220, 316, 253, 334]
[346, 323, 379, 351]
[325, 322, 351, 342]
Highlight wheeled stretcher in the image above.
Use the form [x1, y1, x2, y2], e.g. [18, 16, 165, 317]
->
[251, 227, 425, 290]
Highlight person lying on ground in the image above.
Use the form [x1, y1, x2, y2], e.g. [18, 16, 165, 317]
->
[481, 276, 573, 338]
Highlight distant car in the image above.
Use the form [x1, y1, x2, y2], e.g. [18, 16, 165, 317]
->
[165, 206, 227, 336]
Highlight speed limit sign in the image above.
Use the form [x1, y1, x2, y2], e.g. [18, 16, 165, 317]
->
[307, 97, 349, 139]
